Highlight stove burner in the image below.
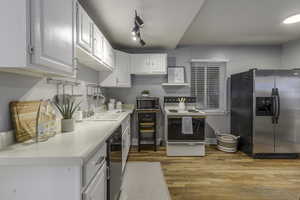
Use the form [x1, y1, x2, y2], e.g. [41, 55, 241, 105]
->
[168, 109, 178, 113]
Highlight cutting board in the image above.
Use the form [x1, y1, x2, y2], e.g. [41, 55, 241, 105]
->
[10, 101, 58, 143]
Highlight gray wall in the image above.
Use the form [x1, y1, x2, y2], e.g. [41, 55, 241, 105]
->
[106, 45, 282, 138]
[282, 39, 300, 68]
[0, 65, 99, 132]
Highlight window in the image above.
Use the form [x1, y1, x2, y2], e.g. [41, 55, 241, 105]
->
[191, 61, 227, 111]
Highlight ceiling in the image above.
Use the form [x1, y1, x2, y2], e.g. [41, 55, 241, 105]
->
[180, 0, 300, 46]
[81, 0, 300, 49]
[80, 0, 205, 49]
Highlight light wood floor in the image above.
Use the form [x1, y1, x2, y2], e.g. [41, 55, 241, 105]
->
[128, 146, 300, 200]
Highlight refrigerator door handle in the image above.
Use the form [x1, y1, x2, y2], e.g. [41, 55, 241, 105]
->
[271, 88, 277, 124]
[275, 88, 280, 123]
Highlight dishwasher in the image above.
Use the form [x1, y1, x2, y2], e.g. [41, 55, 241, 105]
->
[106, 126, 122, 200]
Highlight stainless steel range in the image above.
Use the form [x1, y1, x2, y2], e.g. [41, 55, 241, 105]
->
[163, 96, 206, 156]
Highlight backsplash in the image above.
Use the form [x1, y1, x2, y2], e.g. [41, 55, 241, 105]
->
[0, 64, 105, 132]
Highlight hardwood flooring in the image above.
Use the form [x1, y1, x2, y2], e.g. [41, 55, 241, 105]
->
[128, 146, 300, 200]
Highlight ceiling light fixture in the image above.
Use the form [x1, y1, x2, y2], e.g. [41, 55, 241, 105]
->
[131, 10, 146, 46]
[283, 14, 300, 24]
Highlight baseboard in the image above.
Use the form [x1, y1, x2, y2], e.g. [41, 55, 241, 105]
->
[131, 138, 217, 146]
[131, 138, 162, 146]
[205, 138, 217, 145]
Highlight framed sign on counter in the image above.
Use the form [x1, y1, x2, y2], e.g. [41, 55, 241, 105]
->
[167, 66, 185, 83]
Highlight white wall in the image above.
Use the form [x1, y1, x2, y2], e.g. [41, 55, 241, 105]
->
[282, 39, 300, 68]
[107, 45, 282, 139]
[0, 65, 100, 132]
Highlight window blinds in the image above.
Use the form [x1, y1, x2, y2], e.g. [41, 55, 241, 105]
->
[191, 62, 225, 109]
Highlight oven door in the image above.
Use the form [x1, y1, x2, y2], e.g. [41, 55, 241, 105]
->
[168, 117, 205, 141]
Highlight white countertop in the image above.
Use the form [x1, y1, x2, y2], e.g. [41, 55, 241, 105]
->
[0, 109, 133, 166]
[163, 107, 206, 116]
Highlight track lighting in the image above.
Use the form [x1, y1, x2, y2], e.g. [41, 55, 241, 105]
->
[131, 10, 146, 46]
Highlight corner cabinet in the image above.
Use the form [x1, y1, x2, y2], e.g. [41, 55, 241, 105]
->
[76, 3, 114, 72]
[0, 0, 76, 77]
[131, 53, 167, 75]
[99, 50, 131, 88]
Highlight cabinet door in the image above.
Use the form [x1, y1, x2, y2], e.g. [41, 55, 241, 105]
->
[103, 39, 114, 69]
[150, 54, 167, 74]
[83, 163, 107, 200]
[116, 51, 131, 87]
[31, 0, 75, 75]
[92, 26, 104, 61]
[130, 54, 149, 74]
[77, 4, 93, 52]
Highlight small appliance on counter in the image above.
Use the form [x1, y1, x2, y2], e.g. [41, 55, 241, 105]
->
[164, 96, 206, 156]
[136, 96, 160, 110]
[108, 98, 116, 111]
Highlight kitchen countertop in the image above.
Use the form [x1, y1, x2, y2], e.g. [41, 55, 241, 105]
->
[0, 109, 133, 166]
[163, 107, 206, 116]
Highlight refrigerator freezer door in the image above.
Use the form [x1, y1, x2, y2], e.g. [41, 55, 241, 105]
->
[254, 73, 275, 153]
[274, 72, 300, 153]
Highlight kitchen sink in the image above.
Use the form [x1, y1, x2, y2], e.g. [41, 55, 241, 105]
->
[86, 111, 124, 121]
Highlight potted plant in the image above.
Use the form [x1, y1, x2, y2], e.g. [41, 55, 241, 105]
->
[141, 90, 150, 97]
[54, 99, 81, 133]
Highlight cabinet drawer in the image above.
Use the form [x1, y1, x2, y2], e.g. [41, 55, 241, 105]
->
[83, 143, 107, 187]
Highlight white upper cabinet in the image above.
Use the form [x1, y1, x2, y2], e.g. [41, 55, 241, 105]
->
[92, 26, 104, 61]
[131, 54, 167, 75]
[100, 50, 131, 88]
[116, 51, 131, 87]
[0, 0, 76, 77]
[31, 0, 75, 75]
[76, 3, 113, 72]
[77, 4, 93, 52]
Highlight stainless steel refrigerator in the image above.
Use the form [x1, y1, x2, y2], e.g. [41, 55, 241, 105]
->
[231, 69, 300, 158]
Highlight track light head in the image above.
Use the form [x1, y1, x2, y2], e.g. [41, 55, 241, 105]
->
[131, 23, 139, 36]
[132, 35, 138, 41]
[135, 10, 144, 27]
[140, 39, 146, 46]
[135, 16, 144, 27]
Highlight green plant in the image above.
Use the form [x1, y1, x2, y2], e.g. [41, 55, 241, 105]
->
[54, 99, 81, 119]
[141, 90, 150, 94]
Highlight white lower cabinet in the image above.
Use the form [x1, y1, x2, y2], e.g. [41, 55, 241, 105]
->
[100, 50, 131, 88]
[0, 142, 107, 200]
[122, 116, 131, 172]
[0, 0, 76, 77]
[83, 162, 107, 200]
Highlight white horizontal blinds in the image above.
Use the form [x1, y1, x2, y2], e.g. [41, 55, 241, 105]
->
[206, 63, 220, 109]
[191, 62, 205, 108]
[191, 62, 225, 110]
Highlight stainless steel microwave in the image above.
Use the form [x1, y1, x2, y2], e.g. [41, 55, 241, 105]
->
[136, 96, 160, 110]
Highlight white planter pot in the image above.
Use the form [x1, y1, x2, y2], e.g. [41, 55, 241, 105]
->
[61, 119, 75, 133]
[178, 102, 185, 111]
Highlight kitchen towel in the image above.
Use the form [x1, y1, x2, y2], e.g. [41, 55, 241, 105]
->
[182, 117, 193, 135]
